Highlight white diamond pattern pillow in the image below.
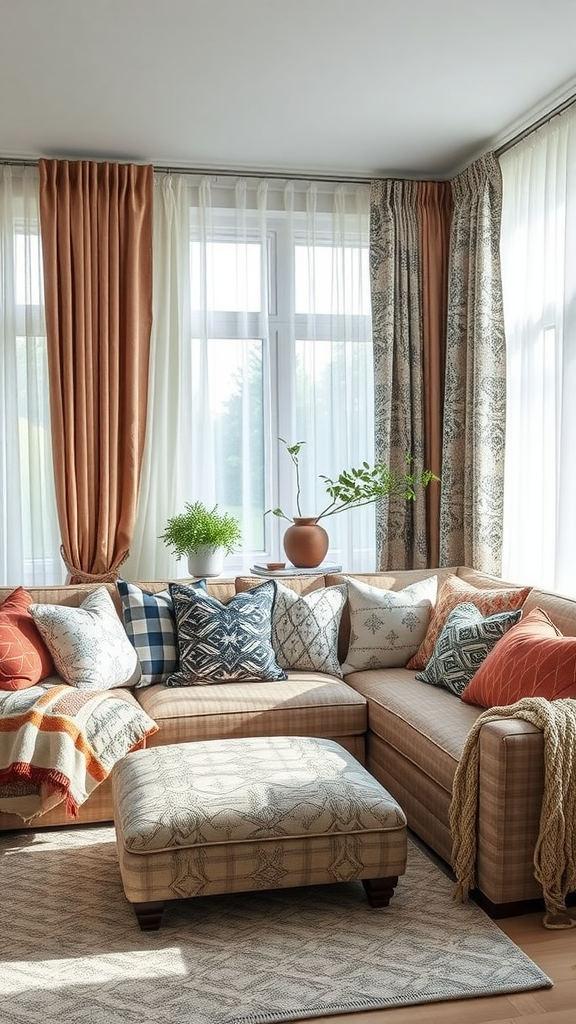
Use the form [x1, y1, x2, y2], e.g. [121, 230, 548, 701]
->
[30, 587, 141, 690]
[272, 583, 347, 677]
[341, 575, 437, 674]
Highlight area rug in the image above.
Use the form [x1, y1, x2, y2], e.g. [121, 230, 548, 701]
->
[0, 825, 551, 1024]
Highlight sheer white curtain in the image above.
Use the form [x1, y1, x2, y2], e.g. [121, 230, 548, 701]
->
[126, 173, 373, 579]
[500, 105, 576, 594]
[0, 165, 62, 586]
[284, 181, 374, 571]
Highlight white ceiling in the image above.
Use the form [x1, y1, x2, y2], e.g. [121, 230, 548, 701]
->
[2, 0, 576, 179]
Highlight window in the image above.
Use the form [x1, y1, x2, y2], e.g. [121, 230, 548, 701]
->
[0, 166, 61, 586]
[130, 176, 375, 577]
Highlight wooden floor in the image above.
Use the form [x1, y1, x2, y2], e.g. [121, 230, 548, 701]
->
[293, 911, 576, 1024]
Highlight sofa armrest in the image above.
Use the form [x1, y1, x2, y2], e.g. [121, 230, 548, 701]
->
[476, 718, 544, 906]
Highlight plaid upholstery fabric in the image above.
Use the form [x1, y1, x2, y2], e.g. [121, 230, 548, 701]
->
[117, 580, 204, 687]
[138, 673, 368, 746]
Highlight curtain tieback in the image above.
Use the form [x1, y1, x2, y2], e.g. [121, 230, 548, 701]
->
[60, 546, 130, 584]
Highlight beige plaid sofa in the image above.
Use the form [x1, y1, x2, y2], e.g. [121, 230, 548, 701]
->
[1, 565, 572, 917]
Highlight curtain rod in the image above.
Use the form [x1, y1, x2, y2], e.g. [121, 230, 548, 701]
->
[153, 164, 373, 184]
[495, 92, 576, 156]
[0, 156, 372, 184]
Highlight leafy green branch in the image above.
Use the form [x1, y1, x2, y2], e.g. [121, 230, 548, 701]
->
[265, 440, 439, 524]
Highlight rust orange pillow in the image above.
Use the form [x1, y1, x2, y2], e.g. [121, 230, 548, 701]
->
[406, 574, 531, 670]
[0, 587, 55, 690]
[461, 607, 576, 708]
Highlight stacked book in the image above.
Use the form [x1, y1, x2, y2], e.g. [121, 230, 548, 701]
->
[249, 562, 342, 577]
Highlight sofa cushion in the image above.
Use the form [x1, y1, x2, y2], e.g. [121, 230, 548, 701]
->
[461, 606, 576, 707]
[521, 588, 576, 638]
[30, 587, 141, 690]
[117, 579, 206, 687]
[271, 583, 347, 676]
[167, 580, 286, 685]
[345, 669, 482, 795]
[341, 575, 436, 674]
[406, 574, 531, 670]
[136, 672, 368, 748]
[0, 587, 55, 691]
[416, 603, 523, 697]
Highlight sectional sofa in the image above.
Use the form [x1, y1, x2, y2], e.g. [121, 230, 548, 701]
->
[1, 565, 574, 917]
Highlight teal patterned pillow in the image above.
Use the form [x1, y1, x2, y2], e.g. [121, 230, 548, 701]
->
[415, 602, 522, 697]
[167, 580, 287, 685]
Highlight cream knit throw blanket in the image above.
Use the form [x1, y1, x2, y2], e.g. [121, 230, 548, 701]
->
[450, 696, 576, 929]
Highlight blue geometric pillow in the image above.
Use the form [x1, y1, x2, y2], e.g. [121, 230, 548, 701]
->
[167, 579, 287, 685]
[415, 602, 522, 697]
[117, 579, 206, 687]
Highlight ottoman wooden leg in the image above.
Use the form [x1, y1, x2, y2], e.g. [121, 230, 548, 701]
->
[362, 875, 399, 908]
[132, 900, 165, 931]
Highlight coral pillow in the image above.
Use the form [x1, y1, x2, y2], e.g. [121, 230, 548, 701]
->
[0, 587, 55, 690]
[461, 607, 576, 708]
[406, 574, 531, 670]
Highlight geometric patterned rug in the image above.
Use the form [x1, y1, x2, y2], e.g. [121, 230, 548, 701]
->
[0, 825, 551, 1024]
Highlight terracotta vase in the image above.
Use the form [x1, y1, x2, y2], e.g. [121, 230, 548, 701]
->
[282, 517, 329, 569]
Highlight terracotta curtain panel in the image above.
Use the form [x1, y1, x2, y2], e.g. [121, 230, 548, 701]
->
[416, 181, 452, 569]
[38, 159, 153, 583]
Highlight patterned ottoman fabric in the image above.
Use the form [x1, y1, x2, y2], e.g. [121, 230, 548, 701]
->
[112, 736, 407, 928]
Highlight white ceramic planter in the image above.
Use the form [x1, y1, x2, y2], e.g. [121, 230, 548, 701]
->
[187, 546, 226, 578]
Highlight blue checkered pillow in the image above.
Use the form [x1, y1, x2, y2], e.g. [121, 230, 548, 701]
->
[117, 580, 206, 687]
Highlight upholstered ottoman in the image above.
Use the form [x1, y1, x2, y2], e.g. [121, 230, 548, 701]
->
[112, 735, 407, 930]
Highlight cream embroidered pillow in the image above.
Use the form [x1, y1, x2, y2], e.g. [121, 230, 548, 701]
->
[341, 575, 437, 674]
[272, 583, 347, 677]
[30, 587, 141, 690]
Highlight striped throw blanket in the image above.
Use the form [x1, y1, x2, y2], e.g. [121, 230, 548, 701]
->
[0, 682, 158, 822]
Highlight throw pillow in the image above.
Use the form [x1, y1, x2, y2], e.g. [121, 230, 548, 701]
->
[415, 602, 523, 696]
[341, 575, 437, 674]
[406, 574, 531, 670]
[0, 587, 55, 691]
[167, 579, 287, 685]
[116, 579, 206, 687]
[272, 583, 347, 676]
[461, 606, 576, 708]
[30, 587, 141, 690]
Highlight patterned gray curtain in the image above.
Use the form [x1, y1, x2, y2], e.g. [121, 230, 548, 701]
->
[439, 152, 506, 573]
[369, 179, 429, 569]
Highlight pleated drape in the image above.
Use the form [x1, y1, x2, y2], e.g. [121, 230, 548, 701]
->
[369, 179, 451, 569]
[439, 152, 506, 573]
[370, 155, 504, 574]
[38, 159, 153, 583]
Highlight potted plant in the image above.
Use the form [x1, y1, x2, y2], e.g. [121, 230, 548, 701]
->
[265, 439, 438, 568]
[160, 501, 242, 577]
